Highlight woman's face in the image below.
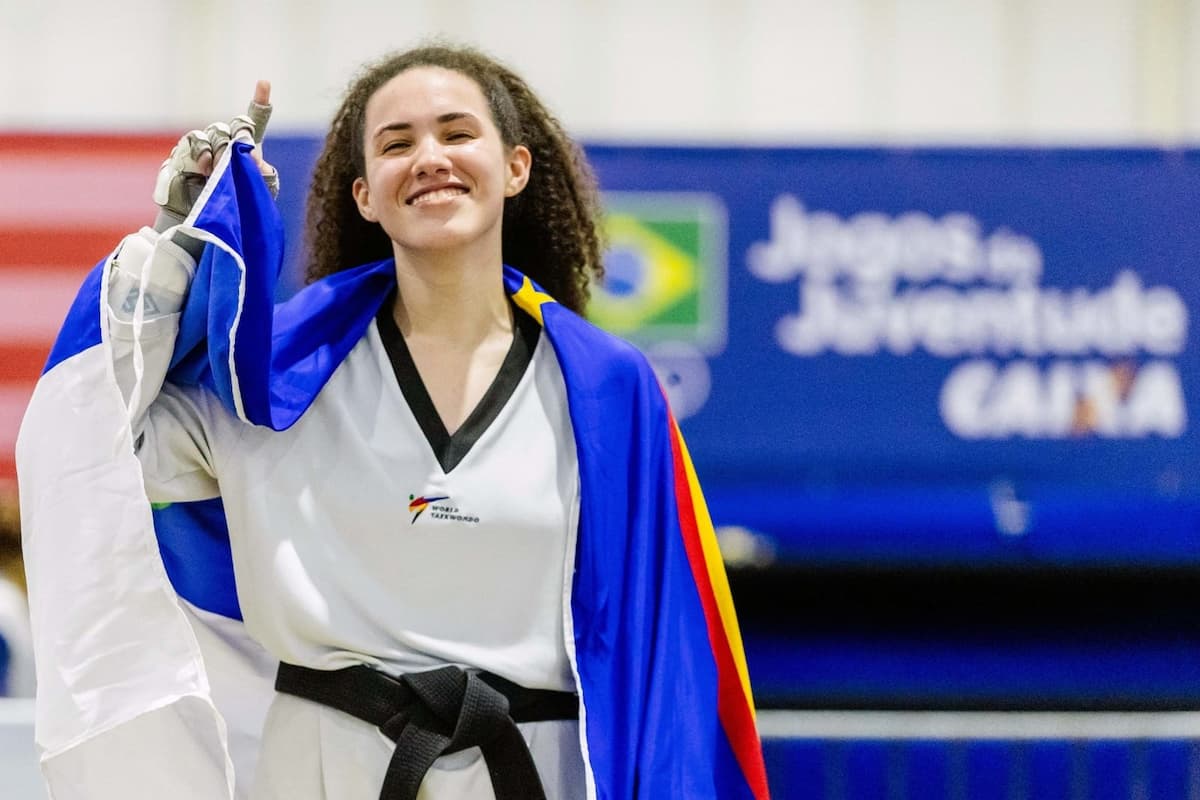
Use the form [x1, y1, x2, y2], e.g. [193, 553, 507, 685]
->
[352, 67, 531, 260]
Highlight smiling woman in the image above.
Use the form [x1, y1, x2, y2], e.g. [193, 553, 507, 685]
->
[352, 70, 531, 268]
[307, 47, 601, 315]
[17, 43, 768, 800]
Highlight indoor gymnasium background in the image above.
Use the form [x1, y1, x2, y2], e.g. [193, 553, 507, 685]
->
[2, 1, 1199, 797]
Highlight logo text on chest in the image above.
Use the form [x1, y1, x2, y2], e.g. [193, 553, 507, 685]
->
[408, 494, 480, 525]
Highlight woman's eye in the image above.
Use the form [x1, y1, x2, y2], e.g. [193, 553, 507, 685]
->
[447, 131, 473, 142]
[382, 141, 410, 153]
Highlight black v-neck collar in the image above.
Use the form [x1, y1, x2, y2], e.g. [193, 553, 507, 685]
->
[376, 294, 542, 473]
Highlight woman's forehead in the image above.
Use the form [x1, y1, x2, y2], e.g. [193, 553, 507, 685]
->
[365, 67, 490, 126]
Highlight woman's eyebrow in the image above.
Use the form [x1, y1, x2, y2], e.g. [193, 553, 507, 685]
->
[372, 112, 480, 139]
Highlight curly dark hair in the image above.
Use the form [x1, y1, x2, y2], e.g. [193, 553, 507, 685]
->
[0, 492, 22, 594]
[304, 44, 604, 315]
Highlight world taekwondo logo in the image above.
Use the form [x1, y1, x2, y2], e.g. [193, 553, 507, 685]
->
[408, 494, 481, 525]
[408, 494, 448, 523]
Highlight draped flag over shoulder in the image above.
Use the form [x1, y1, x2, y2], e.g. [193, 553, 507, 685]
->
[527, 288, 770, 800]
[18, 142, 768, 798]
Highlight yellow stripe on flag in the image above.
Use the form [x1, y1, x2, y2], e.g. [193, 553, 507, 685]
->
[674, 425, 756, 718]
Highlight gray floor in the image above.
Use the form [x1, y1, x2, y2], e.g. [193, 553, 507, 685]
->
[0, 700, 45, 800]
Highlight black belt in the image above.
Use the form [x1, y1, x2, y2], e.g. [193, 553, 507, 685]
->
[275, 662, 578, 800]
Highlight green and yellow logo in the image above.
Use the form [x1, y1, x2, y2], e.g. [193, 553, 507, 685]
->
[590, 192, 727, 354]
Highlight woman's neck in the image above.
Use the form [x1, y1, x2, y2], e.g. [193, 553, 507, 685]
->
[390, 247, 512, 347]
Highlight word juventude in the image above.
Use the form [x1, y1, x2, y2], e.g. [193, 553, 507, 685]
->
[748, 195, 1191, 440]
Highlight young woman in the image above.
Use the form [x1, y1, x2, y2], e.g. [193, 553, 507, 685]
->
[19, 45, 769, 800]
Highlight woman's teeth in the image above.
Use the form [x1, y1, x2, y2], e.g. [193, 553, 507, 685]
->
[412, 187, 467, 206]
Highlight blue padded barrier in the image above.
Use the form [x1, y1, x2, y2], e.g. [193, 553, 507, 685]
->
[742, 627, 1200, 710]
[761, 738, 825, 799]
[1088, 740, 1133, 800]
[1025, 740, 1073, 800]
[842, 740, 891, 799]
[760, 736, 1200, 800]
[1147, 739, 1193, 798]
[963, 740, 1011, 800]
[905, 740, 952, 799]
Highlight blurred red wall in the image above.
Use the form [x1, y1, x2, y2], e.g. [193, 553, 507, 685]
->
[0, 134, 175, 484]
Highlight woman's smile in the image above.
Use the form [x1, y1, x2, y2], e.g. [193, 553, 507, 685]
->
[407, 183, 469, 206]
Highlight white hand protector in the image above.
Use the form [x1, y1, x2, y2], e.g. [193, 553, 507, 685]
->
[152, 101, 278, 232]
[152, 129, 213, 230]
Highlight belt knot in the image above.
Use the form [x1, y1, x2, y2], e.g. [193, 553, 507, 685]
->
[276, 662, 557, 800]
[380, 666, 513, 754]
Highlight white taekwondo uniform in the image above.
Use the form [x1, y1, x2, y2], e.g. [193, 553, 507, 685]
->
[107, 227, 586, 799]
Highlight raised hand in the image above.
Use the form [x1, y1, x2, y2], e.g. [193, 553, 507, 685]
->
[152, 81, 279, 232]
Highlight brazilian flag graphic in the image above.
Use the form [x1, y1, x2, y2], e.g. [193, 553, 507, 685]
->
[590, 192, 727, 353]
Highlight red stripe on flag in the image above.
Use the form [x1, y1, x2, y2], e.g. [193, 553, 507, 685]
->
[0, 133, 176, 158]
[0, 228, 125, 268]
[667, 415, 770, 799]
[0, 344, 52, 383]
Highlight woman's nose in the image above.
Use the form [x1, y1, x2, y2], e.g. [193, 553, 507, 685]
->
[412, 136, 452, 175]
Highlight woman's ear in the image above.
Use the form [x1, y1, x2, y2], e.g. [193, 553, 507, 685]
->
[504, 145, 532, 198]
[352, 176, 378, 222]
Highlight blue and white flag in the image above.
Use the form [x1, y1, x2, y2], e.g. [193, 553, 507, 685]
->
[16, 142, 284, 798]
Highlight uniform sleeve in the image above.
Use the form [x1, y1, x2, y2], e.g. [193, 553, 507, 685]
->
[135, 383, 222, 503]
[104, 226, 221, 503]
[104, 226, 192, 420]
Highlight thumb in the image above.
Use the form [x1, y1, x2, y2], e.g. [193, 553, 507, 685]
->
[246, 79, 272, 145]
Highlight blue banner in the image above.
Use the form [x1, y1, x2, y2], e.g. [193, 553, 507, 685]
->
[269, 141, 1200, 569]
